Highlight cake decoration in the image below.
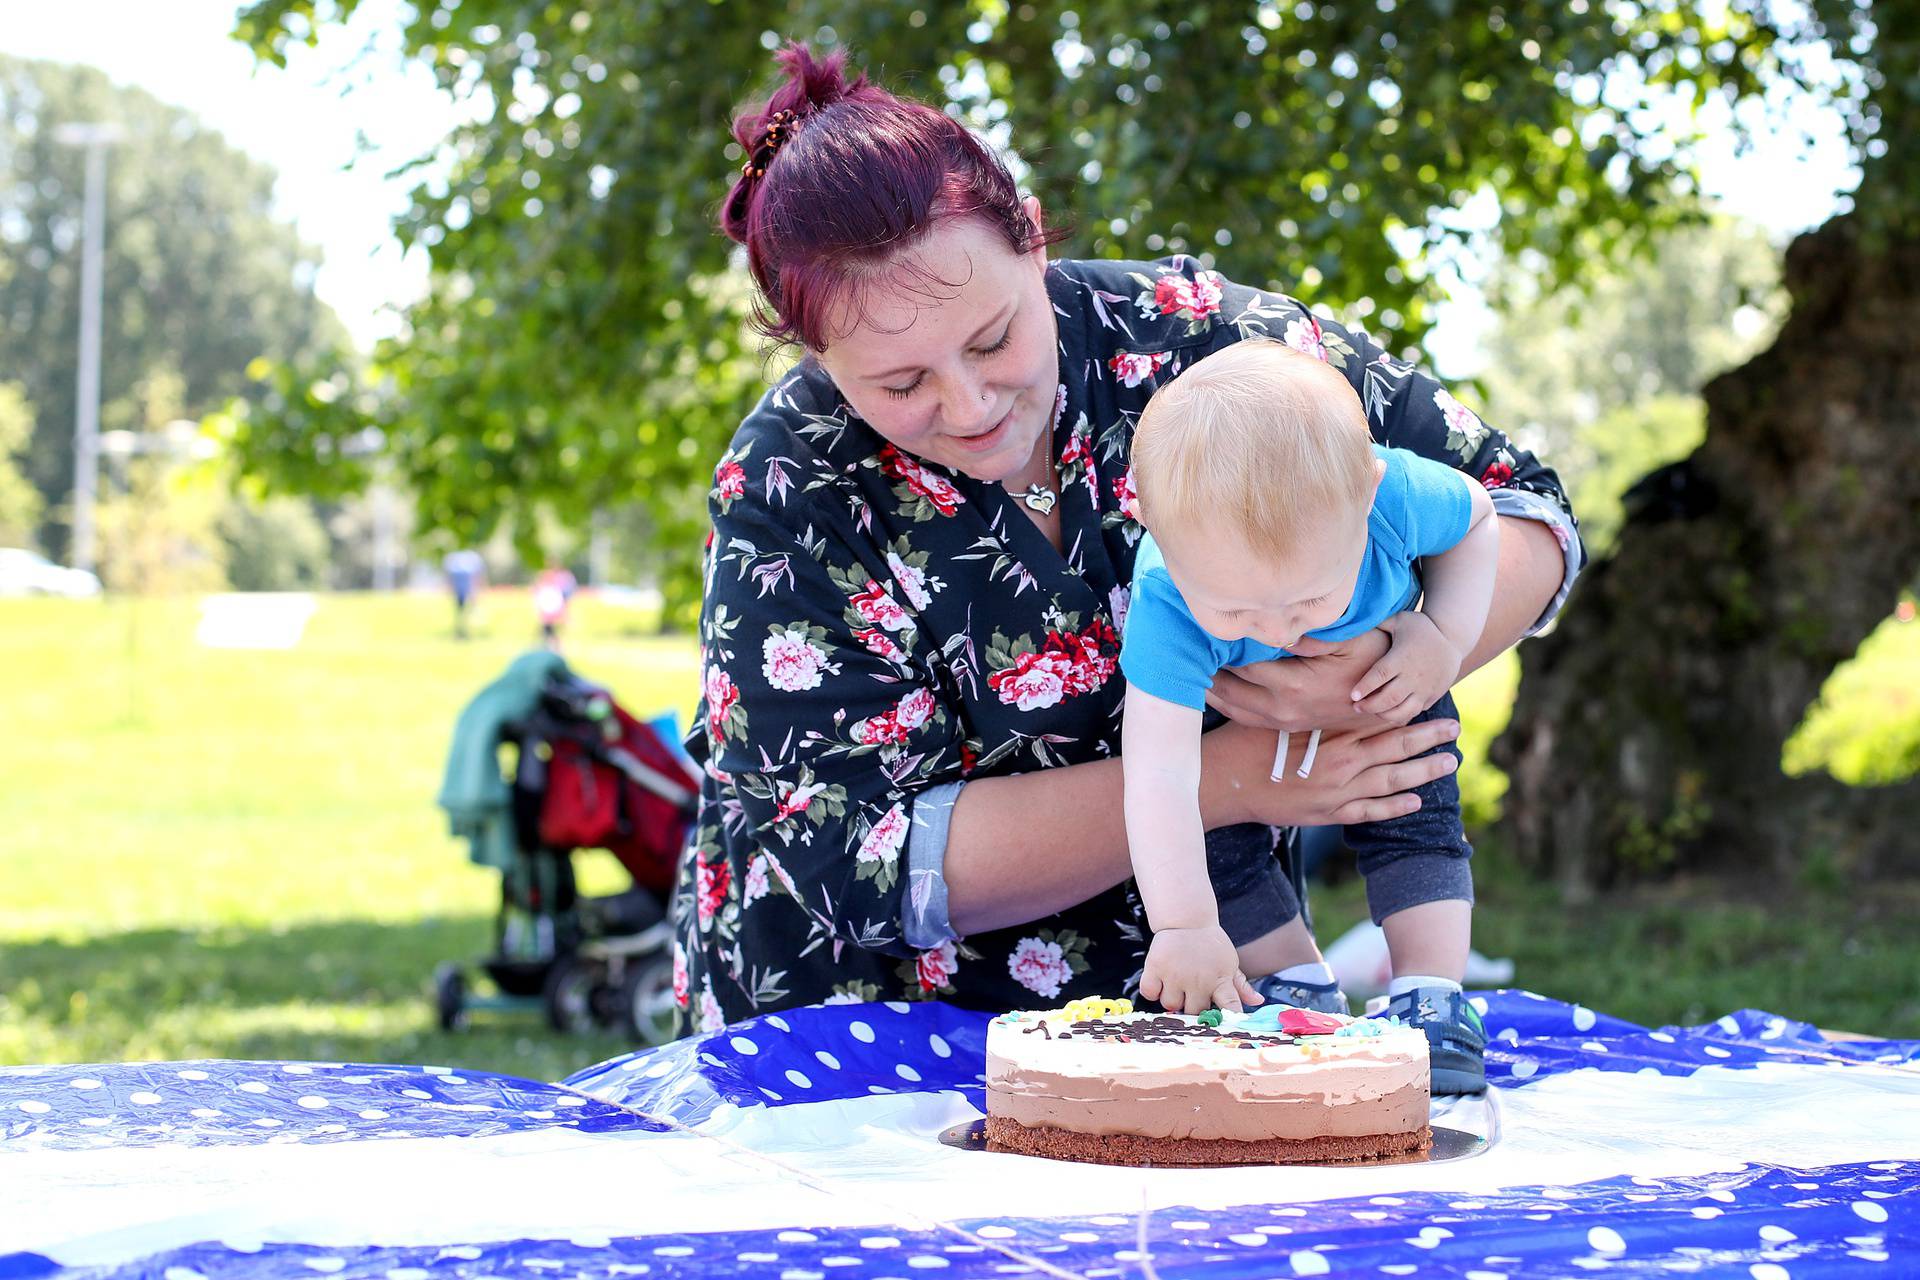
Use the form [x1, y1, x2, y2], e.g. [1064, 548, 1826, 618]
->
[985, 1000, 1433, 1166]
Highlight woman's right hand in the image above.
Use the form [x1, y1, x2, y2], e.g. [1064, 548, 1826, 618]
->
[1198, 715, 1460, 828]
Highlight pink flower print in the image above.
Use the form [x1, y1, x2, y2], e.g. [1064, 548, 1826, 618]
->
[762, 627, 830, 692]
[672, 942, 689, 1008]
[703, 664, 739, 742]
[1481, 461, 1514, 490]
[854, 627, 906, 663]
[886, 552, 938, 609]
[857, 803, 909, 868]
[771, 779, 827, 824]
[987, 647, 1076, 711]
[894, 687, 937, 732]
[854, 711, 905, 746]
[1008, 936, 1073, 999]
[878, 445, 964, 516]
[1153, 270, 1224, 321]
[1065, 618, 1120, 695]
[1281, 314, 1328, 362]
[695, 852, 731, 927]
[915, 939, 959, 993]
[1113, 466, 1141, 522]
[697, 986, 725, 1032]
[743, 853, 770, 904]
[850, 580, 912, 632]
[713, 459, 747, 502]
[1434, 387, 1484, 441]
[1108, 350, 1171, 388]
[1189, 271, 1224, 317]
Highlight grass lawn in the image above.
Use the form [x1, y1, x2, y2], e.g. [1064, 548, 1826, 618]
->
[3, 591, 1917, 1083]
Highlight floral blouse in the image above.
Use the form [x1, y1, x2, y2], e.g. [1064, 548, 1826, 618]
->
[670, 256, 1580, 1032]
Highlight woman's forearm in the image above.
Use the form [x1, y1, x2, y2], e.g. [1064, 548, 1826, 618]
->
[1460, 513, 1563, 676]
[944, 738, 1253, 936]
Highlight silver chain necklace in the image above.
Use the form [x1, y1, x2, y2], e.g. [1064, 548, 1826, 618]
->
[1014, 433, 1062, 515]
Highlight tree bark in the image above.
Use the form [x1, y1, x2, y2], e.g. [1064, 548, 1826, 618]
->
[1494, 215, 1920, 895]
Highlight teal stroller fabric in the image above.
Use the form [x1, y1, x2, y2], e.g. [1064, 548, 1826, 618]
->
[436, 648, 570, 871]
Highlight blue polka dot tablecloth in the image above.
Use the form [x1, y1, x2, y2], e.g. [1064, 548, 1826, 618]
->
[4, 993, 1916, 1279]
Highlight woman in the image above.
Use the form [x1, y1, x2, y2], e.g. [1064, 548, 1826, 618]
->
[671, 44, 1582, 1030]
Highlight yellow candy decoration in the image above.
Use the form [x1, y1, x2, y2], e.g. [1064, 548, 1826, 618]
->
[1046, 996, 1135, 1022]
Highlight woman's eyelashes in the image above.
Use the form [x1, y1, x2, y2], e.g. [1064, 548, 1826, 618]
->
[883, 328, 1014, 399]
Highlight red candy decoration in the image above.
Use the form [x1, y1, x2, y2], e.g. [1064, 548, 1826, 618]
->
[1275, 1008, 1348, 1036]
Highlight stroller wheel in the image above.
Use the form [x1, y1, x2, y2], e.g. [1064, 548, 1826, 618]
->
[621, 953, 680, 1045]
[543, 956, 598, 1034]
[434, 963, 469, 1033]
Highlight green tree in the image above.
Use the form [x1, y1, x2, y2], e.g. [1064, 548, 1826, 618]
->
[233, 1, 1920, 883]
[93, 375, 229, 596]
[0, 56, 348, 556]
[1475, 217, 1785, 555]
[0, 381, 41, 547]
[217, 493, 331, 592]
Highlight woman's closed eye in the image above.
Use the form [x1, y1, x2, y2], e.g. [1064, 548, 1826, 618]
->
[883, 328, 1014, 399]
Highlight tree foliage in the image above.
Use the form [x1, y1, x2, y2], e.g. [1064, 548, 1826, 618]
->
[0, 55, 348, 556]
[1477, 217, 1784, 554]
[0, 381, 41, 547]
[226, 0, 1888, 615]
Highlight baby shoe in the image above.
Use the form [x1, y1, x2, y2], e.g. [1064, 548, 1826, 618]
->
[1249, 972, 1351, 1016]
[1377, 986, 1487, 1095]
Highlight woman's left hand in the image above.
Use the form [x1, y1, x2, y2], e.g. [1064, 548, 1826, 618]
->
[1206, 629, 1396, 733]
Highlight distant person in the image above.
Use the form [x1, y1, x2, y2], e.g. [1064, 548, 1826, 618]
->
[443, 549, 485, 639]
[533, 561, 578, 646]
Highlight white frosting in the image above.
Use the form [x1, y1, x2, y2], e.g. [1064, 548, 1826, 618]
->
[990, 1012, 1427, 1099]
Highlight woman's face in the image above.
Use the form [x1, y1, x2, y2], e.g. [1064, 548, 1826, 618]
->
[814, 199, 1059, 486]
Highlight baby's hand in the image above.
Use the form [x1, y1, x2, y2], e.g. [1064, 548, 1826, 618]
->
[1139, 925, 1261, 1015]
[1348, 612, 1461, 725]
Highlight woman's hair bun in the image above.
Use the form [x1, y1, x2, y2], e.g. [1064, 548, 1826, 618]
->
[729, 43, 860, 157]
[722, 42, 864, 243]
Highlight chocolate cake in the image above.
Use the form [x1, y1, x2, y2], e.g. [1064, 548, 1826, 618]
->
[984, 998, 1431, 1166]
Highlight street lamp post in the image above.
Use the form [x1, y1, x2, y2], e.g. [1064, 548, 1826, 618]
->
[53, 121, 123, 577]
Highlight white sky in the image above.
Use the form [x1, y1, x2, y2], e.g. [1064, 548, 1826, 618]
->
[2, 2, 1863, 373]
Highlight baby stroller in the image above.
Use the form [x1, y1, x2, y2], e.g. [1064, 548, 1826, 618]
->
[434, 651, 699, 1043]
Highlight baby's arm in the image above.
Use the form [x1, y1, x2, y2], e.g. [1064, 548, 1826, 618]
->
[1352, 480, 1499, 722]
[1122, 684, 1260, 1013]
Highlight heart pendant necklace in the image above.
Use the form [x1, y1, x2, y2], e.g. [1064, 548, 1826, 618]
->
[1021, 484, 1057, 515]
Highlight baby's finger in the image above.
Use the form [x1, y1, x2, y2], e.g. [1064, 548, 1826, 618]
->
[1357, 676, 1409, 715]
[1139, 972, 1163, 1002]
[1212, 978, 1244, 1014]
[1236, 972, 1264, 1007]
[1349, 663, 1396, 703]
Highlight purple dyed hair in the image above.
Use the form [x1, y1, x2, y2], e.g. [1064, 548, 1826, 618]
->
[719, 43, 1069, 352]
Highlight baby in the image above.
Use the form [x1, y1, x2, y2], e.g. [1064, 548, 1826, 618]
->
[1119, 338, 1496, 1093]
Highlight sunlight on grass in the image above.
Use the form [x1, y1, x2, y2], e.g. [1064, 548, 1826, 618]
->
[4, 589, 1918, 1072]
[1785, 602, 1920, 785]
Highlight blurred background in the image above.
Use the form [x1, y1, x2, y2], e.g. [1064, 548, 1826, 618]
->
[2, 0, 1916, 1082]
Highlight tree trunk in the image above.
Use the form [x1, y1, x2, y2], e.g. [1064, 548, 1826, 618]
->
[1493, 215, 1920, 895]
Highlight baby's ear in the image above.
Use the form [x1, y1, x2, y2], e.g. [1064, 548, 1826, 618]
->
[1372, 457, 1388, 490]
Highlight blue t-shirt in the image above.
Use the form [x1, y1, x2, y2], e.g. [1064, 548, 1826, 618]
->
[1120, 446, 1475, 710]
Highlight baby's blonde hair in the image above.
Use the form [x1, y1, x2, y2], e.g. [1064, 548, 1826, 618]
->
[1132, 338, 1375, 561]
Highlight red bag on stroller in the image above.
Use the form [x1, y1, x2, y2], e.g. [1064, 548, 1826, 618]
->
[539, 703, 698, 895]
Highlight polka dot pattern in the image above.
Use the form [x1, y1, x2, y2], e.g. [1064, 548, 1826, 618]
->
[8, 1161, 1906, 1280]
[1477, 991, 1920, 1089]
[565, 999, 990, 1126]
[4, 996, 1915, 1279]
[0, 1061, 662, 1151]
